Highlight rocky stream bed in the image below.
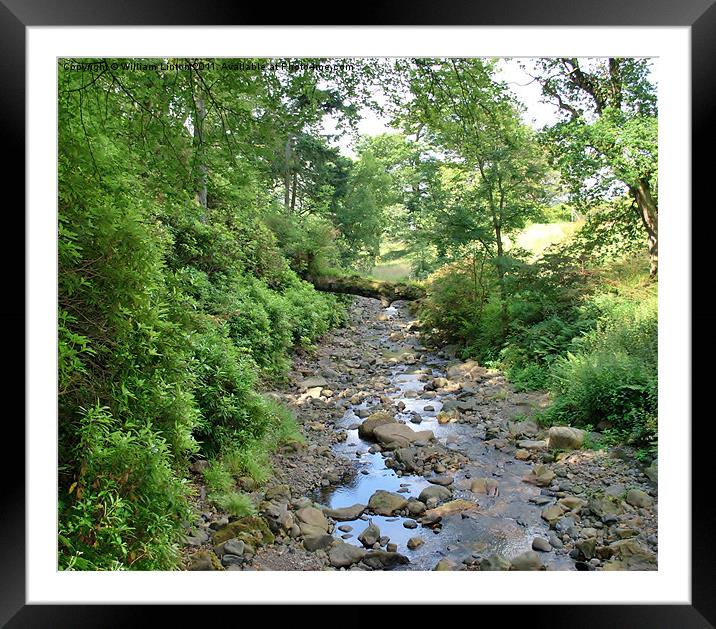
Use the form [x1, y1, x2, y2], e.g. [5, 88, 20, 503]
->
[182, 297, 658, 572]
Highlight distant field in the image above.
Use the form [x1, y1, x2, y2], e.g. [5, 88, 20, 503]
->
[370, 222, 581, 280]
[370, 261, 413, 281]
[369, 240, 413, 281]
[508, 221, 583, 258]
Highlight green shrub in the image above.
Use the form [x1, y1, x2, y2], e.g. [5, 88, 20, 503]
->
[210, 491, 256, 517]
[546, 351, 656, 442]
[58, 405, 191, 571]
[202, 460, 235, 495]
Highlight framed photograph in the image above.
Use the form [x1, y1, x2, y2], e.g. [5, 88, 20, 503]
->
[6, 0, 714, 624]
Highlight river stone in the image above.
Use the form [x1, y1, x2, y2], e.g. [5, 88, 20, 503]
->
[329, 542, 367, 568]
[187, 550, 221, 571]
[221, 554, 244, 568]
[480, 555, 511, 571]
[368, 490, 409, 515]
[547, 426, 586, 450]
[428, 473, 454, 486]
[298, 376, 328, 389]
[517, 440, 547, 451]
[395, 447, 421, 471]
[446, 359, 484, 380]
[296, 506, 329, 530]
[214, 538, 245, 558]
[603, 539, 657, 570]
[303, 534, 335, 552]
[212, 516, 275, 546]
[510, 420, 540, 437]
[358, 521, 381, 547]
[625, 488, 654, 508]
[418, 485, 452, 504]
[182, 528, 210, 546]
[604, 483, 627, 498]
[523, 464, 556, 487]
[358, 411, 397, 440]
[434, 558, 458, 571]
[589, 494, 624, 519]
[558, 495, 586, 511]
[322, 504, 366, 521]
[407, 537, 425, 550]
[424, 499, 478, 521]
[576, 537, 598, 560]
[407, 499, 427, 516]
[541, 504, 566, 526]
[264, 485, 291, 503]
[470, 477, 499, 496]
[510, 551, 544, 571]
[532, 537, 551, 552]
[373, 423, 435, 448]
[362, 550, 410, 569]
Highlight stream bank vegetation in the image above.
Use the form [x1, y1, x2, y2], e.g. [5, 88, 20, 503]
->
[58, 56, 657, 570]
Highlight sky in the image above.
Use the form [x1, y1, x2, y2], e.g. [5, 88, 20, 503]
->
[322, 58, 658, 159]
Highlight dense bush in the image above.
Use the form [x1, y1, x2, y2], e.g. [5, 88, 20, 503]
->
[543, 281, 657, 446]
[58, 71, 347, 570]
[418, 231, 657, 447]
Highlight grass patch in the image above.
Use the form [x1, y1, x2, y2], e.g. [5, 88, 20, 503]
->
[202, 461, 235, 494]
[209, 491, 256, 517]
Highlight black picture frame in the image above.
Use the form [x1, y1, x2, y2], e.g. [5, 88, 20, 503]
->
[5, 1, 713, 624]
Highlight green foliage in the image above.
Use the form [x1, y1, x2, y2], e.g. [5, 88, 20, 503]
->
[58, 58, 347, 570]
[211, 491, 257, 517]
[202, 460, 235, 495]
[58, 405, 191, 571]
[543, 277, 657, 445]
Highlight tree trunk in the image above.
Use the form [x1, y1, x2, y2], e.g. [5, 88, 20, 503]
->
[308, 274, 425, 306]
[494, 222, 509, 337]
[284, 135, 292, 214]
[631, 179, 658, 277]
[194, 95, 207, 218]
[290, 170, 298, 213]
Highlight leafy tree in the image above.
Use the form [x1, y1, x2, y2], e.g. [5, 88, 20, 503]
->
[391, 58, 552, 334]
[531, 58, 658, 275]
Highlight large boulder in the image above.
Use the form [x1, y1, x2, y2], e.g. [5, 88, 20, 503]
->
[418, 484, 453, 504]
[187, 550, 222, 571]
[329, 542, 367, 568]
[510, 551, 544, 571]
[373, 423, 434, 448]
[446, 359, 485, 381]
[588, 494, 624, 519]
[295, 506, 329, 531]
[358, 411, 397, 440]
[212, 515, 275, 546]
[625, 488, 654, 508]
[423, 499, 478, 522]
[303, 534, 335, 552]
[362, 550, 410, 569]
[358, 521, 381, 547]
[368, 490, 408, 515]
[547, 426, 586, 450]
[322, 503, 366, 521]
